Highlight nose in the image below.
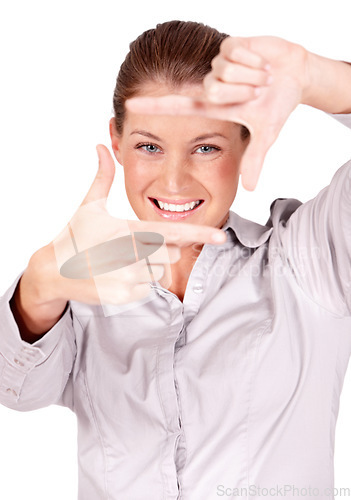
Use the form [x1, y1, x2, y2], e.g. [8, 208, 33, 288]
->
[160, 157, 192, 194]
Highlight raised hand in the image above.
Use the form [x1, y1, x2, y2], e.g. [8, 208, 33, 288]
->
[47, 145, 227, 309]
[126, 36, 308, 191]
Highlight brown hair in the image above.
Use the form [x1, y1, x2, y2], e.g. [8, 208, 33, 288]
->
[112, 20, 249, 139]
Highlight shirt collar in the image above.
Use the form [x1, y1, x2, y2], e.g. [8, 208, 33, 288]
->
[220, 209, 273, 249]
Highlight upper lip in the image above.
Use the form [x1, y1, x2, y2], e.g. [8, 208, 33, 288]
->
[149, 197, 203, 204]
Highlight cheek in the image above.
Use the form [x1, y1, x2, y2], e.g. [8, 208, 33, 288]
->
[211, 158, 240, 184]
[123, 157, 154, 195]
[210, 159, 240, 201]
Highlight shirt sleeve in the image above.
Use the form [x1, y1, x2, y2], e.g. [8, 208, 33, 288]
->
[276, 114, 351, 316]
[327, 112, 351, 128]
[0, 272, 77, 411]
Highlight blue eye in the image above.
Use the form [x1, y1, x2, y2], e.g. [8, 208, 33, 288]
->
[138, 143, 161, 154]
[195, 145, 219, 154]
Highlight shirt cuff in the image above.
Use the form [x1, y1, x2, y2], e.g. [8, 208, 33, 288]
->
[0, 272, 73, 403]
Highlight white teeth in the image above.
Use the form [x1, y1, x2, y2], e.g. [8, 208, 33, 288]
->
[155, 199, 201, 212]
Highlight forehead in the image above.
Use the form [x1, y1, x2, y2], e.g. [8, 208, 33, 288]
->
[136, 81, 204, 98]
[122, 81, 239, 139]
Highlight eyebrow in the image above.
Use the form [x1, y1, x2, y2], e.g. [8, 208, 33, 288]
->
[131, 130, 162, 141]
[130, 130, 228, 142]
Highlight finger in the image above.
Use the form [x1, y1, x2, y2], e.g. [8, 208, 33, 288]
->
[130, 261, 165, 285]
[126, 94, 253, 131]
[106, 260, 164, 284]
[142, 264, 165, 283]
[210, 58, 272, 86]
[127, 219, 227, 246]
[148, 244, 181, 265]
[96, 256, 143, 282]
[126, 94, 208, 116]
[239, 135, 270, 191]
[81, 144, 116, 206]
[220, 37, 269, 69]
[134, 234, 181, 264]
[92, 262, 163, 305]
[203, 74, 261, 104]
[126, 94, 240, 122]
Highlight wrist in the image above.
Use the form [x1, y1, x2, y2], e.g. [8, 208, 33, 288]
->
[27, 244, 59, 302]
[300, 49, 315, 108]
[24, 244, 68, 314]
[301, 51, 351, 113]
[10, 265, 68, 341]
[10, 279, 68, 340]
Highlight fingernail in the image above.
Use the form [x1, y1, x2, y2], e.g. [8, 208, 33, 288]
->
[254, 87, 261, 97]
[212, 232, 226, 243]
[264, 63, 271, 71]
[267, 75, 273, 85]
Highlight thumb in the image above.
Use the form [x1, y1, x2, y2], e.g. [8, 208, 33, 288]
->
[239, 134, 270, 191]
[81, 144, 116, 206]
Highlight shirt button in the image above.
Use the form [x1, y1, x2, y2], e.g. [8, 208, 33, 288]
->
[14, 358, 24, 367]
[193, 284, 204, 294]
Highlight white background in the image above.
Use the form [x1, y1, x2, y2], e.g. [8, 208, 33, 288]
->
[0, 0, 351, 498]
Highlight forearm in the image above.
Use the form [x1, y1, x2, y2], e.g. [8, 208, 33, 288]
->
[10, 277, 68, 344]
[10, 245, 68, 344]
[0, 271, 76, 411]
[302, 52, 351, 114]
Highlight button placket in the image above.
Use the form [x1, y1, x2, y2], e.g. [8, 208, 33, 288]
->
[183, 243, 219, 322]
[175, 325, 186, 351]
[192, 283, 204, 294]
[154, 293, 185, 498]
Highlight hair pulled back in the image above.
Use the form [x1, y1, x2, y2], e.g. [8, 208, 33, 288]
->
[113, 20, 228, 134]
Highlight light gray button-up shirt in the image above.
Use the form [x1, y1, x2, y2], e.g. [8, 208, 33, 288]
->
[0, 115, 351, 500]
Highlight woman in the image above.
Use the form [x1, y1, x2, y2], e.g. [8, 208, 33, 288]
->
[1, 20, 351, 499]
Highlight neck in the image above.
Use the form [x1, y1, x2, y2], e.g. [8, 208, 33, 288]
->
[158, 243, 204, 299]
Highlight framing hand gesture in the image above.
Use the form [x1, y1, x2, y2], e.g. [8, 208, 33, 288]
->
[126, 36, 308, 191]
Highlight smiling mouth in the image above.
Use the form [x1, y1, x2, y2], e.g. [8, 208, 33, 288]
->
[151, 198, 204, 213]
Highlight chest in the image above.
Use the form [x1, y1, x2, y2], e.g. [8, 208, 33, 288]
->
[72, 262, 351, 498]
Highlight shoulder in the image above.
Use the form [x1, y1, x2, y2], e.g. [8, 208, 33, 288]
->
[265, 197, 303, 229]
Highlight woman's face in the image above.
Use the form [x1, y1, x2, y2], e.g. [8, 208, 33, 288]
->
[110, 82, 247, 230]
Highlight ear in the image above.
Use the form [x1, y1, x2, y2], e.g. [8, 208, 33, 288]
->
[109, 117, 123, 164]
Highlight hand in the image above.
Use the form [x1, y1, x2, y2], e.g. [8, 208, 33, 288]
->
[126, 36, 309, 191]
[33, 145, 226, 309]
